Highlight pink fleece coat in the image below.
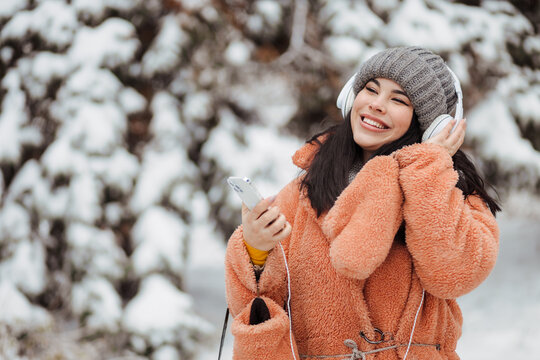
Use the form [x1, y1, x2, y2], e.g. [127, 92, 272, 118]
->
[225, 142, 499, 360]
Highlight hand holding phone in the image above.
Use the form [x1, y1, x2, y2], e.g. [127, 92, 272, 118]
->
[227, 176, 291, 251]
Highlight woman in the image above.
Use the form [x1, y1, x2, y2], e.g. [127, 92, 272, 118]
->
[224, 47, 500, 360]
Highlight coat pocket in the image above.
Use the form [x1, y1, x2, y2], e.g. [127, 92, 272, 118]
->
[231, 296, 299, 360]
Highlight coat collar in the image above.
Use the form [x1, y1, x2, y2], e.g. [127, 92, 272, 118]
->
[292, 141, 319, 170]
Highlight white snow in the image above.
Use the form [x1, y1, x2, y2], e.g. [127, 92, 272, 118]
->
[224, 40, 252, 66]
[0, 0, 29, 19]
[67, 173, 103, 224]
[119, 87, 147, 115]
[169, 183, 194, 213]
[323, 36, 366, 65]
[0, 202, 31, 242]
[467, 91, 540, 184]
[72, 0, 108, 20]
[71, 276, 123, 332]
[104, 202, 124, 226]
[0, 47, 14, 64]
[71, 0, 148, 20]
[511, 82, 540, 126]
[524, 36, 540, 54]
[320, 0, 384, 41]
[61, 102, 126, 155]
[4, 160, 41, 204]
[369, 0, 400, 14]
[149, 92, 187, 142]
[176, 0, 209, 12]
[203, 111, 302, 198]
[1, 1, 78, 48]
[384, 0, 459, 51]
[182, 91, 213, 123]
[37, 186, 70, 220]
[122, 274, 212, 349]
[152, 345, 181, 360]
[0, 281, 53, 336]
[0, 70, 29, 164]
[0, 239, 47, 296]
[131, 207, 187, 277]
[227, 72, 298, 128]
[41, 139, 87, 178]
[17, 52, 74, 99]
[53, 67, 124, 109]
[142, 15, 188, 77]
[254, 1, 282, 27]
[66, 223, 126, 279]
[68, 18, 140, 68]
[130, 148, 196, 214]
[97, 149, 140, 194]
[456, 213, 540, 359]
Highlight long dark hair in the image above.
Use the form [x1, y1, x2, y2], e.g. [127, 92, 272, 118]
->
[300, 113, 501, 217]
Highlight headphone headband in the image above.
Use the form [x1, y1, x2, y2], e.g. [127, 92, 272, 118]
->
[446, 67, 463, 120]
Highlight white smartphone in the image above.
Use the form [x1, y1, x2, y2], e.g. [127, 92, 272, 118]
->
[227, 177, 264, 210]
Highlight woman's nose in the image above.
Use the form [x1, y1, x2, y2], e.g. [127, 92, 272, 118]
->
[369, 98, 385, 113]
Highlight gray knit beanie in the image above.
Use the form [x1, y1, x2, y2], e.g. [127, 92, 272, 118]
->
[352, 46, 458, 131]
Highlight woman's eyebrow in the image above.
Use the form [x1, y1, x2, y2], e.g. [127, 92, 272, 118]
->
[392, 89, 409, 98]
[369, 79, 410, 98]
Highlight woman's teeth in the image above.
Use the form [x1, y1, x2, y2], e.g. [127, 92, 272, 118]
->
[362, 117, 387, 129]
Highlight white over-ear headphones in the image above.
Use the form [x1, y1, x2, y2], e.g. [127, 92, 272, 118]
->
[421, 68, 463, 142]
[336, 73, 358, 120]
[336, 66, 464, 142]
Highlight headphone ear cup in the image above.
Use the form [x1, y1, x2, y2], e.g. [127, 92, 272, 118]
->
[422, 114, 452, 142]
[342, 87, 356, 119]
[336, 73, 357, 119]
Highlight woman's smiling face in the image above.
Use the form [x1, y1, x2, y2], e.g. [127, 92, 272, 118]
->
[350, 78, 414, 155]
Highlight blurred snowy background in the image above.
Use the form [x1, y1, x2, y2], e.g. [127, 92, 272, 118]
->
[0, 0, 538, 359]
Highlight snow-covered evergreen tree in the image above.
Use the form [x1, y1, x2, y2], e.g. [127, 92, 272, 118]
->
[0, 0, 213, 358]
[0, 0, 538, 358]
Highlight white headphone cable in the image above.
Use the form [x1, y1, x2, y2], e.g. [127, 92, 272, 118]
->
[279, 242, 298, 360]
[278, 242, 424, 360]
[403, 289, 425, 360]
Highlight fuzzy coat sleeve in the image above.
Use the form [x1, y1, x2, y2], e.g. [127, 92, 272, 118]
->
[395, 143, 499, 299]
[321, 155, 404, 280]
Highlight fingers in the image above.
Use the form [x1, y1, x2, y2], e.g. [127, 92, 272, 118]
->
[266, 214, 287, 235]
[425, 118, 455, 145]
[274, 221, 292, 242]
[446, 118, 467, 155]
[240, 194, 291, 250]
[258, 206, 280, 224]
[425, 117, 467, 156]
[244, 196, 275, 220]
[241, 203, 250, 217]
[441, 117, 456, 137]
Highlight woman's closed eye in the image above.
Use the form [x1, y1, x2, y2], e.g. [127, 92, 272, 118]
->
[366, 86, 377, 94]
[392, 98, 409, 105]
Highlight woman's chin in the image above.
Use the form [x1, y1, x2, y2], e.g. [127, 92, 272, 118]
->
[353, 135, 385, 152]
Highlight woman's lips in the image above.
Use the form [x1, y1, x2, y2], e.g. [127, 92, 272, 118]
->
[359, 114, 389, 132]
